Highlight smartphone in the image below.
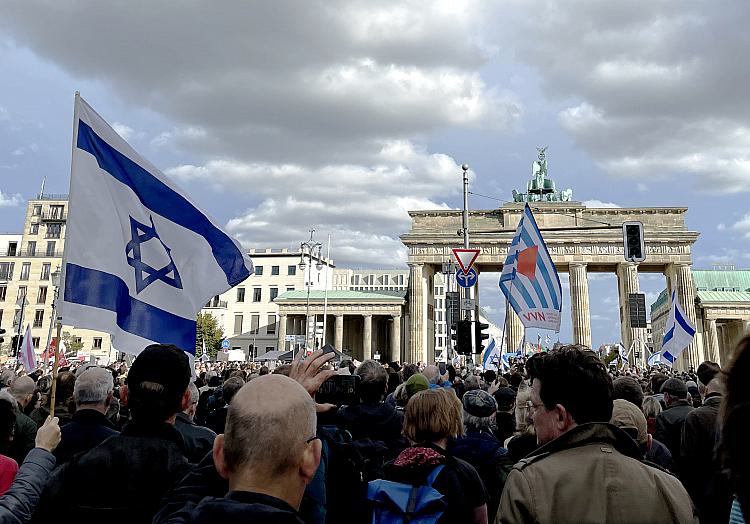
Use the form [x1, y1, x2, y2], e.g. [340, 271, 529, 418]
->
[438, 362, 447, 375]
[316, 374, 360, 406]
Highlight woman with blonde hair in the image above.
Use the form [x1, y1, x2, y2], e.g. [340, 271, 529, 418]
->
[381, 388, 488, 524]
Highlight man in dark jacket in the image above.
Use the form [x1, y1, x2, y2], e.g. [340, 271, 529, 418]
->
[681, 378, 733, 522]
[54, 367, 119, 464]
[449, 389, 513, 518]
[154, 374, 321, 523]
[653, 377, 693, 474]
[336, 360, 404, 447]
[175, 382, 216, 463]
[3, 377, 38, 464]
[32, 344, 193, 524]
[205, 376, 244, 435]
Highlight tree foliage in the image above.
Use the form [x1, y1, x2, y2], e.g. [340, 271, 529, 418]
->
[61, 331, 84, 353]
[196, 312, 224, 358]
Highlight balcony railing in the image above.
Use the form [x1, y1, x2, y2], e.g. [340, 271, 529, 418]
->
[40, 211, 67, 221]
[0, 250, 64, 258]
[35, 193, 69, 201]
[204, 300, 228, 309]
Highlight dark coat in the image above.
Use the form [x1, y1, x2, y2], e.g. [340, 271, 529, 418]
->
[0, 449, 56, 524]
[680, 393, 733, 523]
[653, 399, 693, 473]
[32, 421, 192, 524]
[204, 406, 227, 435]
[5, 402, 37, 465]
[449, 430, 513, 519]
[54, 408, 119, 465]
[174, 412, 216, 464]
[30, 404, 74, 429]
[155, 490, 304, 524]
[336, 402, 404, 445]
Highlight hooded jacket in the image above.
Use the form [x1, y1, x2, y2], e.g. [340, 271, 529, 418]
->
[155, 491, 304, 524]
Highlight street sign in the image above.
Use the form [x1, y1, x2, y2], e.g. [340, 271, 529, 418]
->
[373, 352, 380, 361]
[295, 335, 306, 343]
[452, 248, 480, 275]
[456, 267, 478, 288]
[221, 339, 230, 349]
[461, 298, 475, 310]
[285, 335, 296, 341]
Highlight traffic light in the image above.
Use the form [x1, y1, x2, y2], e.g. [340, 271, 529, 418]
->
[11, 335, 22, 352]
[474, 321, 490, 354]
[622, 221, 645, 262]
[451, 320, 473, 355]
[0, 328, 5, 345]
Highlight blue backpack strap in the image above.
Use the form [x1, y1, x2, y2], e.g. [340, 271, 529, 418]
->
[425, 464, 445, 487]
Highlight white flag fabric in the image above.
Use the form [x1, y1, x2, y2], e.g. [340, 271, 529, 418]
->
[59, 96, 253, 357]
[482, 338, 500, 371]
[499, 204, 562, 331]
[660, 290, 696, 366]
[19, 324, 36, 372]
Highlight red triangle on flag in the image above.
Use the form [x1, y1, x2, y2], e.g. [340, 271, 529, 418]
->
[452, 248, 480, 275]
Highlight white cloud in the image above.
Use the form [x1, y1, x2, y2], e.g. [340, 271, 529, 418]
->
[0, 190, 22, 207]
[10, 148, 23, 156]
[732, 214, 750, 238]
[583, 200, 620, 208]
[112, 122, 135, 141]
[0, 106, 9, 121]
[717, 223, 726, 231]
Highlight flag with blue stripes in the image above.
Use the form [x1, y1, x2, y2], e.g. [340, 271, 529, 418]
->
[59, 96, 253, 358]
[500, 204, 562, 331]
[659, 290, 696, 366]
[482, 337, 500, 371]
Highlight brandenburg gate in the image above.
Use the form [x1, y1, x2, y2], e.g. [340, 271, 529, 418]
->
[401, 150, 702, 370]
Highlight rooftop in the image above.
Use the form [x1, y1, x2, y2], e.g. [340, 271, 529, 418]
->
[274, 290, 406, 302]
[650, 268, 750, 313]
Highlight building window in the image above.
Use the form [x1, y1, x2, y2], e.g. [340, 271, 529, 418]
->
[286, 286, 295, 292]
[236, 287, 245, 303]
[30, 223, 39, 235]
[17, 286, 27, 301]
[267, 314, 277, 334]
[41, 263, 51, 281]
[271, 265, 280, 276]
[37, 286, 47, 304]
[32, 337, 40, 349]
[49, 205, 64, 219]
[251, 314, 260, 334]
[27, 241, 36, 256]
[32, 205, 41, 216]
[46, 224, 62, 239]
[93, 337, 102, 349]
[33, 309, 44, 328]
[270, 287, 278, 301]
[287, 265, 296, 276]
[234, 314, 243, 334]
[255, 266, 263, 276]
[20, 263, 31, 281]
[0, 286, 6, 301]
[0, 310, 3, 326]
[46, 241, 56, 256]
[0, 262, 14, 281]
[253, 288, 262, 302]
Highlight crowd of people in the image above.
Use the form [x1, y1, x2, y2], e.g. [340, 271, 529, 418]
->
[0, 337, 747, 523]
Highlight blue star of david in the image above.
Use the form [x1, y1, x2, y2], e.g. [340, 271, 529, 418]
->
[125, 215, 183, 294]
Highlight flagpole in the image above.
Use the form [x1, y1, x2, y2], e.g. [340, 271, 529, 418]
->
[322, 233, 331, 346]
[51, 91, 80, 419]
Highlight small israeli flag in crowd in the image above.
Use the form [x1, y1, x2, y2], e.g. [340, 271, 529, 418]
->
[59, 95, 253, 358]
[659, 290, 696, 366]
[499, 204, 562, 332]
[482, 338, 500, 371]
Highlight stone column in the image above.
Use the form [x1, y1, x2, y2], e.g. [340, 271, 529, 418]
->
[569, 263, 592, 349]
[704, 318, 720, 364]
[505, 307, 524, 353]
[616, 262, 645, 366]
[391, 314, 401, 363]
[362, 314, 372, 361]
[673, 263, 702, 369]
[334, 314, 344, 352]
[277, 314, 287, 351]
[408, 263, 425, 364]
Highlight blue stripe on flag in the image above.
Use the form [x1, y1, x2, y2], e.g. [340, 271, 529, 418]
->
[519, 227, 559, 309]
[499, 281, 525, 315]
[524, 204, 563, 307]
[64, 263, 196, 352]
[513, 278, 539, 310]
[663, 351, 675, 363]
[77, 121, 250, 286]
[662, 326, 675, 346]
[675, 303, 696, 336]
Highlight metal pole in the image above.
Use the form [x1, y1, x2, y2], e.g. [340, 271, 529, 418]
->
[305, 252, 311, 352]
[322, 233, 331, 346]
[461, 164, 472, 325]
[15, 293, 27, 359]
[49, 317, 62, 418]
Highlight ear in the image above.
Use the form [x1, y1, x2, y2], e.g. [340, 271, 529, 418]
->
[300, 438, 322, 484]
[212, 434, 231, 480]
[554, 403, 576, 432]
[180, 387, 191, 411]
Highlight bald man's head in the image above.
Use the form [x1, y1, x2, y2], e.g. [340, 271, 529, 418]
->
[222, 374, 316, 477]
[9, 376, 35, 407]
[423, 365, 440, 385]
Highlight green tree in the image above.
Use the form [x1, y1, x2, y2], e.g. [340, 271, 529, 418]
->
[196, 312, 224, 357]
[61, 331, 84, 353]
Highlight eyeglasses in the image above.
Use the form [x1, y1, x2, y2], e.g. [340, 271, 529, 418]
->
[527, 401, 546, 415]
[305, 436, 320, 445]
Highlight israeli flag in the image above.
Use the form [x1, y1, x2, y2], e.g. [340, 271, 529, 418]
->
[647, 351, 663, 367]
[660, 290, 696, 366]
[618, 342, 629, 366]
[500, 352, 511, 372]
[482, 337, 500, 371]
[500, 204, 562, 331]
[59, 95, 253, 358]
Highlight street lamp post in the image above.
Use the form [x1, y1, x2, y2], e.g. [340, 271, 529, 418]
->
[298, 229, 323, 357]
[49, 267, 63, 418]
[44, 266, 62, 368]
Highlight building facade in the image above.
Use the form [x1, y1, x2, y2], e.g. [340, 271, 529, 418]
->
[651, 267, 750, 367]
[0, 195, 112, 362]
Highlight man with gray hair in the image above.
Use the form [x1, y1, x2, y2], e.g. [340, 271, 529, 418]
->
[1, 376, 38, 463]
[54, 366, 119, 464]
[175, 382, 216, 463]
[156, 374, 321, 522]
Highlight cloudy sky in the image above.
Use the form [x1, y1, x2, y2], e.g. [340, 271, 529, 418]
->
[1, 0, 748, 347]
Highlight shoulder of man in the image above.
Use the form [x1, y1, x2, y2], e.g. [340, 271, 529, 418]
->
[511, 450, 552, 471]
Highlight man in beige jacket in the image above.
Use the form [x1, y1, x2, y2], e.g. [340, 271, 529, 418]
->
[496, 346, 697, 524]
